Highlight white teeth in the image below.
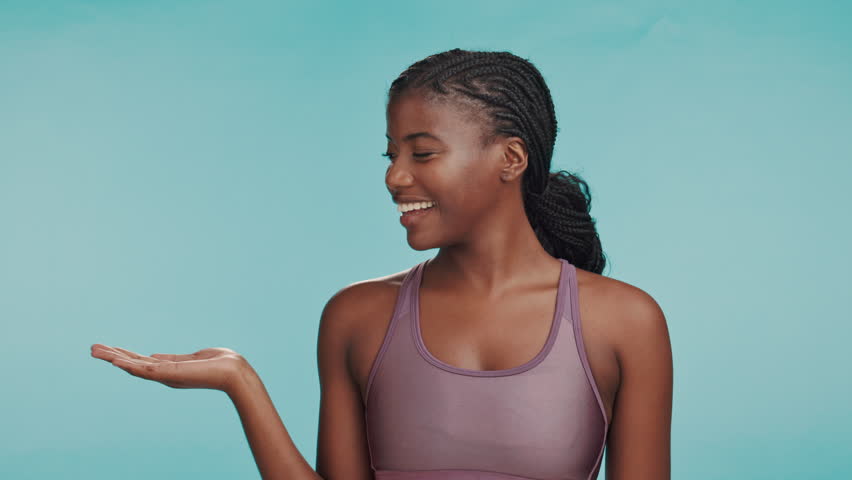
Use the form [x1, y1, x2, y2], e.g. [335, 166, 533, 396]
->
[397, 201, 435, 213]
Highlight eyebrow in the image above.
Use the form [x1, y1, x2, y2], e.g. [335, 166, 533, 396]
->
[385, 131, 443, 143]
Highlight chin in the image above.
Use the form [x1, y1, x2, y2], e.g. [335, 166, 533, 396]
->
[407, 240, 436, 251]
[406, 234, 442, 251]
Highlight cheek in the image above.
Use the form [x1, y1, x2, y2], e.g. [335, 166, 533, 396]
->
[439, 165, 497, 214]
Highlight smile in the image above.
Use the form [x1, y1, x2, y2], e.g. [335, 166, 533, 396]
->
[397, 201, 436, 213]
[399, 203, 435, 227]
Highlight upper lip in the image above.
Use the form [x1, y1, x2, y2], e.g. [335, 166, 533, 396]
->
[393, 196, 435, 204]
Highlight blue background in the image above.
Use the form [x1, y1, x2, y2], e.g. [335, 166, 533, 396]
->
[1, 1, 850, 478]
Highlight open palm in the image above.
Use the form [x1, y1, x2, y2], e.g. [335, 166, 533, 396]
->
[91, 343, 245, 393]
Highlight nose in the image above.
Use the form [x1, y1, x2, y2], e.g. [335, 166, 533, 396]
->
[385, 159, 415, 195]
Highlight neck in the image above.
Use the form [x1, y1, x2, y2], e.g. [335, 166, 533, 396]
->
[428, 192, 558, 295]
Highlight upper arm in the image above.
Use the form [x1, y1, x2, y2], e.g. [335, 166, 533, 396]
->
[605, 287, 673, 480]
[315, 285, 374, 480]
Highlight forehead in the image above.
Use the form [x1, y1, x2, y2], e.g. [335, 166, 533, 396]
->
[385, 91, 485, 144]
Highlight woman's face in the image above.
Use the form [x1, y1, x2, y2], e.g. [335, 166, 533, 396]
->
[385, 90, 507, 250]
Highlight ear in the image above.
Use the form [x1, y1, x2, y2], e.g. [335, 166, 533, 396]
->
[500, 137, 528, 182]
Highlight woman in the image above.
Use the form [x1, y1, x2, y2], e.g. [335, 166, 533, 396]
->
[91, 48, 672, 480]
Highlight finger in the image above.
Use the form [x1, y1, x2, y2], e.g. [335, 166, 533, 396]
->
[91, 348, 116, 361]
[92, 345, 127, 362]
[111, 358, 142, 375]
[93, 344, 125, 355]
[94, 345, 145, 364]
[150, 353, 196, 361]
[111, 346, 164, 363]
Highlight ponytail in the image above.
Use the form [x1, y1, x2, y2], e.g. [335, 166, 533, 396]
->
[525, 170, 606, 274]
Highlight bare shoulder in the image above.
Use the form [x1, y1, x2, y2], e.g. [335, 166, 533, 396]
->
[322, 268, 410, 325]
[319, 267, 413, 356]
[319, 266, 415, 403]
[574, 268, 669, 354]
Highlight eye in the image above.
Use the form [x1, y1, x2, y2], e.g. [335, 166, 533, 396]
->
[381, 152, 434, 162]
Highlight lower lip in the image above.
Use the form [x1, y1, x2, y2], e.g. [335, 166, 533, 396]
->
[400, 206, 435, 228]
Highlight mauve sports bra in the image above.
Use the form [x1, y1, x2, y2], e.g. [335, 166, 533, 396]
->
[363, 258, 609, 480]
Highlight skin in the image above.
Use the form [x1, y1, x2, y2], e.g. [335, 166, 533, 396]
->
[317, 90, 672, 479]
[90, 88, 672, 480]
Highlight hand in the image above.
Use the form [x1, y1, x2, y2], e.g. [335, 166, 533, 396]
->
[91, 343, 247, 393]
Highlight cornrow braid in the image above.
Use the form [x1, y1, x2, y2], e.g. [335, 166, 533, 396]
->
[388, 48, 607, 274]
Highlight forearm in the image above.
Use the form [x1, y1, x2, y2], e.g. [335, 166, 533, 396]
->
[227, 360, 322, 480]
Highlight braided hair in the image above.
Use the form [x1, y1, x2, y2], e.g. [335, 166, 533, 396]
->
[388, 48, 607, 274]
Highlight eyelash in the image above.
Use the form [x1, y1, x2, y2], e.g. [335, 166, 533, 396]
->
[381, 152, 433, 162]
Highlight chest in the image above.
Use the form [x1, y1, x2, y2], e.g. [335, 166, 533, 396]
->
[349, 282, 618, 424]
